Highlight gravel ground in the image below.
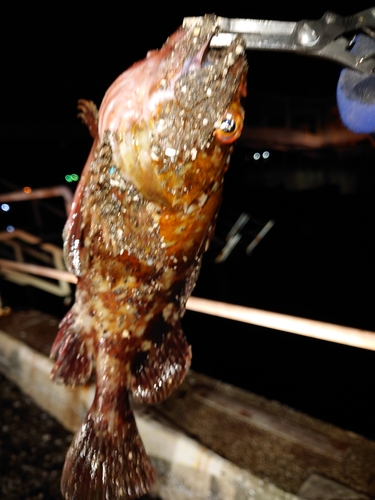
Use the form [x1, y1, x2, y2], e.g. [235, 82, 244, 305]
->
[0, 372, 157, 500]
[0, 372, 72, 500]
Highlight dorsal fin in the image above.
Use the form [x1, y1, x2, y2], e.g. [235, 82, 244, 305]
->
[63, 99, 99, 276]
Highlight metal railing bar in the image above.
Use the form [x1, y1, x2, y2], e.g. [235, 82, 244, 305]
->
[1, 259, 374, 352]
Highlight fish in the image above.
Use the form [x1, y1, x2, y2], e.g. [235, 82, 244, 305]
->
[50, 15, 247, 500]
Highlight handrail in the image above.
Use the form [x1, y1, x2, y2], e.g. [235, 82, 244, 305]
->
[0, 259, 76, 284]
[1, 259, 375, 352]
[0, 185, 73, 216]
[187, 297, 375, 352]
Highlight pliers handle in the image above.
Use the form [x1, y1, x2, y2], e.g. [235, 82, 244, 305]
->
[184, 8, 375, 74]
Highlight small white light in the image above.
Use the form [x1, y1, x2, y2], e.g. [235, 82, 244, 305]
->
[6, 225, 15, 233]
[262, 151, 270, 159]
[1, 203, 10, 212]
[253, 152, 261, 160]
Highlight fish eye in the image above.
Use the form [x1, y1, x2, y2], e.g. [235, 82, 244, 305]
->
[220, 118, 236, 134]
[214, 107, 243, 144]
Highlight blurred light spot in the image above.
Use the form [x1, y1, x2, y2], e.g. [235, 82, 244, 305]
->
[1, 203, 10, 212]
[262, 151, 270, 159]
[65, 173, 79, 182]
[23, 186, 32, 194]
[253, 152, 261, 160]
[6, 225, 15, 232]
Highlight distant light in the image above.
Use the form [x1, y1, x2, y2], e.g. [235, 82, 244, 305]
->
[253, 152, 261, 160]
[262, 151, 270, 159]
[65, 173, 79, 182]
[6, 225, 15, 233]
[23, 186, 32, 194]
[1, 203, 10, 212]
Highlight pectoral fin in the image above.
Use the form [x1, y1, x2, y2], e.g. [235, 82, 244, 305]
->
[130, 320, 192, 405]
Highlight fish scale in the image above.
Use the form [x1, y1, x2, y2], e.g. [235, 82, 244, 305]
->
[50, 15, 247, 500]
[84, 139, 165, 266]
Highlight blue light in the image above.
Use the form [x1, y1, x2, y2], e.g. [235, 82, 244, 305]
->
[1, 203, 10, 212]
[6, 225, 15, 233]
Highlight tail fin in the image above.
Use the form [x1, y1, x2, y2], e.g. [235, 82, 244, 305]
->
[50, 308, 92, 385]
[61, 390, 155, 499]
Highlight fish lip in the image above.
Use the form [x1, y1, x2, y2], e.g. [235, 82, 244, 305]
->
[181, 37, 212, 74]
[174, 30, 248, 100]
[174, 21, 247, 88]
[177, 15, 247, 76]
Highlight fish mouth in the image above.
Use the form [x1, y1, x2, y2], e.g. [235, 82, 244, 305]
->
[180, 36, 212, 74]
[177, 18, 247, 85]
[173, 29, 247, 112]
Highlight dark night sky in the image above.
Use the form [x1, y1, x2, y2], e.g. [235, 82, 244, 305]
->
[2, 2, 373, 125]
[1, 1, 373, 189]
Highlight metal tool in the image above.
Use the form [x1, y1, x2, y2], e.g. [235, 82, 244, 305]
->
[184, 8, 375, 74]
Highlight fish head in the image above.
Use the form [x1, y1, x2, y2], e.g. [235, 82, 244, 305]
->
[98, 15, 247, 209]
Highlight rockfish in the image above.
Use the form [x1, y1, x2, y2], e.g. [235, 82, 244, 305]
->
[50, 15, 247, 500]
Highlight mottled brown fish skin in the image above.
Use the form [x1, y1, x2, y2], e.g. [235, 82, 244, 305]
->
[50, 15, 247, 500]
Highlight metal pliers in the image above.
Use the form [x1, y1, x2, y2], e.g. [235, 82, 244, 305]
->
[184, 8, 375, 74]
